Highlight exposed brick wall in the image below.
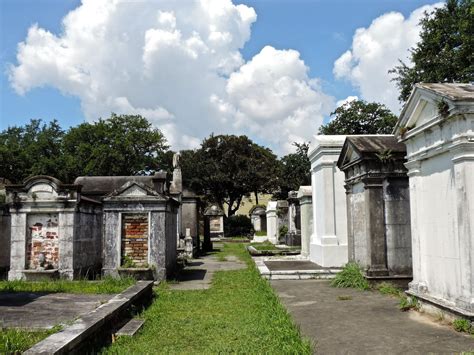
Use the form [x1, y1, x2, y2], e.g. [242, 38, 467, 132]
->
[26, 214, 59, 269]
[121, 214, 148, 266]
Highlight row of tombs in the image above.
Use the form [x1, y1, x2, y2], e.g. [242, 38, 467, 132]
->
[0, 159, 228, 281]
[252, 83, 473, 319]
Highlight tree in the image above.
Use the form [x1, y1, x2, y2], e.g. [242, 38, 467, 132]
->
[390, 0, 474, 102]
[61, 113, 168, 181]
[318, 100, 398, 135]
[181, 134, 279, 217]
[276, 142, 311, 199]
[0, 119, 65, 183]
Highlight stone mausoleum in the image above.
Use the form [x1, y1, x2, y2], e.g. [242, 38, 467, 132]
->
[308, 135, 348, 267]
[75, 174, 179, 281]
[337, 135, 412, 279]
[395, 83, 474, 317]
[6, 176, 103, 280]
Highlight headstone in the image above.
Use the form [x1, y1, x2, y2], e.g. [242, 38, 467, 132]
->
[337, 135, 412, 278]
[394, 83, 474, 316]
[308, 135, 348, 267]
[297, 186, 312, 257]
[286, 191, 301, 246]
[203, 205, 224, 251]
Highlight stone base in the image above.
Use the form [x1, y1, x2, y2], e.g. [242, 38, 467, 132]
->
[267, 237, 278, 245]
[309, 241, 348, 268]
[252, 235, 268, 243]
[118, 268, 154, 280]
[406, 289, 474, 321]
[365, 275, 412, 289]
[22, 269, 60, 281]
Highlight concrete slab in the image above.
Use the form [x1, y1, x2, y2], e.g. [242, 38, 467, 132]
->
[271, 279, 474, 354]
[0, 292, 112, 329]
[264, 260, 325, 271]
[115, 318, 144, 337]
[169, 254, 245, 291]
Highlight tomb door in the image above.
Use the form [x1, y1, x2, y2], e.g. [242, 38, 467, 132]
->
[121, 214, 149, 267]
[26, 213, 59, 270]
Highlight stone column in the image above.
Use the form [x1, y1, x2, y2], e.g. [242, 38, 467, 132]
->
[58, 212, 75, 279]
[102, 211, 121, 278]
[8, 212, 27, 280]
[297, 186, 312, 257]
[308, 135, 348, 267]
[266, 201, 278, 244]
[362, 177, 388, 276]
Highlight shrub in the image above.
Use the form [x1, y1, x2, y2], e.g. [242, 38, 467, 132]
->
[453, 318, 472, 333]
[279, 225, 288, 238]
[224, 215, 254, 237]
[330, 262, 370, 290]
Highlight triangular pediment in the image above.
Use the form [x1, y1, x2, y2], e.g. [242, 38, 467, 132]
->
[405, 98, 438, 128]
[337, 140, 361, 169]
[120, 184, 149, 196]
[107, 181, 164, 198]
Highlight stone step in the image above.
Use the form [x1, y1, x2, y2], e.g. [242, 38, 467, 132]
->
[114, 318, 145, 337]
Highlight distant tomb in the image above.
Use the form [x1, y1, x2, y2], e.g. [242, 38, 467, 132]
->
[394, 83, 474, 317]
[337, 135, 412, 279]
[286, 191, 301, 246]
[297, 186, 312, 257]
[203, 205, 224, 250]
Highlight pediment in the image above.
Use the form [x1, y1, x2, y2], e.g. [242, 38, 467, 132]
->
[120, 184, 149, 197]
[405, 98, 438, 128]
[107, 181, 163, 199]
[337, 142, 361, 169]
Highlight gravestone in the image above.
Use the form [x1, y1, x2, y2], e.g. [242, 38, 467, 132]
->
[6, 176, 102, 280]
[297, 186, 312, 257]
[308, 135, 348, 267]
[394, 83, 474, 316]
[203, 205, 224, 251]
[337, 135, 412, 279]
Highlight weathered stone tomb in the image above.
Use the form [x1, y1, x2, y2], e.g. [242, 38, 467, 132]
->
[337, 135, 412, 278]
[308, 135, 348, 267]
[75, 174, 179, 281]
[6, 176, 102, 280]
[285, 191, 301, 246]
[249, 205, 267, 234]
[394, 83, 474, 316]
[297, 186, 312, 257]
[203, 205, 224, 250]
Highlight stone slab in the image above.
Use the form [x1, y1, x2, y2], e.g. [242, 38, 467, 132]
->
[264, 260, 325, 271]
[271, 279, 474, 354]
[24, 281, 153, 354]
[114, 318, 144, 337]
[0, 292, 112, 330]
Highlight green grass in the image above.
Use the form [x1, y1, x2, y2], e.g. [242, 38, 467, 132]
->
[376, 282, 404, 297]
[453, 318, 472, 333]
[254, 230, 267, 236]
[0, 326, 61, 353]
[399, 296, 420, 311]
[250, 241, 279, 251]
[0, 276, 135, 294]
[330, 262, 370, 290]
[104, 243, 312, 354]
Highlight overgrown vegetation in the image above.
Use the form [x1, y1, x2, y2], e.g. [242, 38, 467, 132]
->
[0, 276, 135, 294]
[399, 296, 420, 312]
[0, 326, 61, 353]
[254, 230, 267, 236]
[104, 243, 312, 354]
[330, 262, 370, 290]
[453, 318, 472, 334]
[376, 282, 404, 297]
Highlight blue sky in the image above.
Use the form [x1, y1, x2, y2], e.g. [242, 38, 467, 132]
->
[0, 0, 441, 153]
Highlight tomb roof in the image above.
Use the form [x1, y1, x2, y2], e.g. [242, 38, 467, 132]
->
[345, 135, 406, 154]
[416, 83, 474, 102]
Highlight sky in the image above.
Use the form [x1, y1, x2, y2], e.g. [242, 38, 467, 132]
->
[0, 0, 442, 155]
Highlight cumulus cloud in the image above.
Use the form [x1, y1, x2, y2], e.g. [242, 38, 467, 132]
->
[9, 0, 332, 154]
[333, 3, 442, 113]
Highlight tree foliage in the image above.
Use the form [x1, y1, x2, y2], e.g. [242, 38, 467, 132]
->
[390, 0, 474, 102]
[276, 142, 311, 199]
[318, 100, 398, 135]
[180, 134, 279, 217]
[0, 114, 168, 183]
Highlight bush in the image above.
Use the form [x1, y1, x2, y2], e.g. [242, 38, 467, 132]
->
[330, 262, 370, 290]
[225, 215, 254, 237]
[279, 225, 288, 238]
[399, 296, 420, 311]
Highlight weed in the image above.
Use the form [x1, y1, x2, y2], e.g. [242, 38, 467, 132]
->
[254, 230, 267, 236]
[399, 296, 420, 311]
[453, 318, 472, 333]
[121, 255, 137, 268]
[337, 295, 352, 301]
[376, 282, 403, 297]
[0, 325, 61, 353]
[330, 262, 370, 290]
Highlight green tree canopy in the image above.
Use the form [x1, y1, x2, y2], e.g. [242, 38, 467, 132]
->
[181, 134, 279, 217]
[390, 0, 474, 102]
[318, 100, 398, 135]
[0, 119, 65, 183]
[276, 142, 311, 199]
[62, 113, 168, 181]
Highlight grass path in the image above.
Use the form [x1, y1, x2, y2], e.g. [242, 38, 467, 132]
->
[104, 243, 312, 354]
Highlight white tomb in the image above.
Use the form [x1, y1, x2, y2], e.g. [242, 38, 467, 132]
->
[297, 186, 312, 257]
[394, 83, 474, 316]
[308, 135, 348, 267]
[266, 201, 278, 244]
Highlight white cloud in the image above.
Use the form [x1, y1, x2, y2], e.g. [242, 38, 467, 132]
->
[336, 95, 358, 108]
[8, 0, 335, 155]
[333, 3, 443, 113]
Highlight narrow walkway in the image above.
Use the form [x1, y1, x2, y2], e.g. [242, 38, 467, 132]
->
[271, 280, 474, 354]
[169, 247, 245, 290]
